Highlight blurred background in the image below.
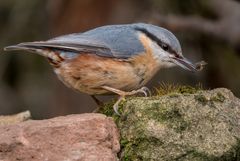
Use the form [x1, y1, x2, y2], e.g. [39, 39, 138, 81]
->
[0, 0, 240, 119]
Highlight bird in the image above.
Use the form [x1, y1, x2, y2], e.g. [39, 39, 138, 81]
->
[4, 23, 204, 115]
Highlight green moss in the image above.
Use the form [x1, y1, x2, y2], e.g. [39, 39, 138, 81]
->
[99, 101, 115, 116]
[181, 140, 240, 161]
[218, 139, 240, 161]
[156, 83, 202, 96]
[100, 84, 203, 119]
[195, 94, 208, 106]
[99, 100, 122, 122]
[178, 86, 199, 94]
[100, 87, 240, 161]
[156, 106, 182, 121]
[174, 120, 190, 133]
[194, 92, 225, 108]
[121, 136, 164, 161]
[120, 139, 129, 147]
[179, 149, 217, 161]
[143, 103, 189, 133]
[121, 140, 240, 161]
[168, 93, 180, 98]
[211, 92, 225, 102]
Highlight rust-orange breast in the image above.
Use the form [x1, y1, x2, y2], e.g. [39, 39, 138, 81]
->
[54, 33, 160, 95]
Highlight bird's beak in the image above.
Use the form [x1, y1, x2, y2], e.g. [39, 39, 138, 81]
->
[172, 56, 197, 72]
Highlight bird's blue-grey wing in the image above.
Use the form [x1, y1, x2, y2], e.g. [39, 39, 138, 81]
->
[5, 24, 145, 59]
[4, 36, 113, 58]
[78, 24, 145, 58]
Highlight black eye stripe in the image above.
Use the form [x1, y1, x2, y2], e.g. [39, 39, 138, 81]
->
[135, 27, 163, 47]
[137, 28, 156, 41]
[134, 27, 176, 54]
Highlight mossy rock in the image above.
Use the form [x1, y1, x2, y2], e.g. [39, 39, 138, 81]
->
[102, 88, 240, 161]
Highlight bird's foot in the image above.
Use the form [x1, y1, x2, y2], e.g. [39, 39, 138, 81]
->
[101, 86, 151, 115]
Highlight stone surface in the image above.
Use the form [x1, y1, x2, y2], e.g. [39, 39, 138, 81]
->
[108, 88, 240, 161]
[0, 111, 31, 126]
[0, 113, 120, 161]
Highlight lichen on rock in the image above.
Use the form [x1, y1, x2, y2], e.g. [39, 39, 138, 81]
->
[102, 88, 240, 161]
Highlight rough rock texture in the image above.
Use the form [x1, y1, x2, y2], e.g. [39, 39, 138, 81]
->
[0, 113, 120, 161]
[0, 111, 31, 126]
[108, 88, 240, 161]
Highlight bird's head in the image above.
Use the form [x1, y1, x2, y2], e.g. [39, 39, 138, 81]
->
[134, 23, 197, 72]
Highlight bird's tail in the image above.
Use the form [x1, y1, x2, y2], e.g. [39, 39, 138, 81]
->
[4, 42, 64, 66]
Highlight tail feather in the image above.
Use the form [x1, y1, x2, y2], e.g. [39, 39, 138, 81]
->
[4, 45, 29, 51]
[4, 42, 45, 52]
[4, 42, 64, 65]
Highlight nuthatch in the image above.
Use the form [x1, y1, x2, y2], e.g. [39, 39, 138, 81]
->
[4, 23, 205, 115]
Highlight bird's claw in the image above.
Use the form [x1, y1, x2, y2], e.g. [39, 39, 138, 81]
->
[138, 86, 151, 97]
[113, 96, 124, 116]
[113, 104, 121, 116]
[101, 86, 151, 115]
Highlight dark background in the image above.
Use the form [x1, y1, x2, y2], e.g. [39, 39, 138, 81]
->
[0, 0, 240, 119]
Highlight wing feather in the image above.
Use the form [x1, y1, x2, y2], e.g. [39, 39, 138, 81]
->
[4, 24, 146, 59]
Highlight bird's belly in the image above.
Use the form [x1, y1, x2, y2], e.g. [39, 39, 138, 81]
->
[54, 54, 151, 95]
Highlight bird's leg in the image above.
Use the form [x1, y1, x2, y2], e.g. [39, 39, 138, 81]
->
[101, 86, 150, 115]
[91, 95, 104, 112]
[91, 95, 104, 106]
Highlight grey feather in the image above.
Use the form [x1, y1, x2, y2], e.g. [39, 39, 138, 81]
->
[47, 24, 145, 58]
[4, 23, 181, 59]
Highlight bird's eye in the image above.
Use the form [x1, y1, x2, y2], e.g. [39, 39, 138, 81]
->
[161, 43, 169, 51]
